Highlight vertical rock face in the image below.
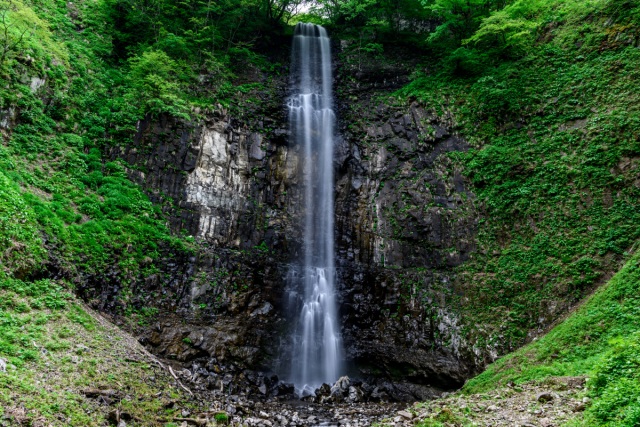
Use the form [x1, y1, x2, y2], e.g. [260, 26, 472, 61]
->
[106, 43, 481, 392]
[109, 109, 303, 250]
[184, 125, 250, 244]
[326, 44, 480, 386]
[107, 106, 306, 370]
[331, 100, 478, 386]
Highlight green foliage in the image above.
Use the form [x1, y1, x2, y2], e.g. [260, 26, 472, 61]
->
[396, 0, 640, 353]
[104, 0, 293, 61]
[0, 278, 71, 365]
[0, 0, 200, 314]
[308, 0, 431, 41]
[463, 8, 537, 57]
[389, 4, 640, 423]
[0, 0, 68, 68]
[587, 333, 640, 426]
[0, 171, 45, 277]
[463, 249, 640, 425]
[214, 412, 230, 424]
[442, 47, 487, 76]
[126, 50, 192, 118]
[416, 0, 639, 61]
[424, 0, 502, 45]
[414, 406, 474, 427]
[332, 0, 380, 23]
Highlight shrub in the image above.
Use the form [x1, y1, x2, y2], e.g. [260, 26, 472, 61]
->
[126, 50, 192, 118]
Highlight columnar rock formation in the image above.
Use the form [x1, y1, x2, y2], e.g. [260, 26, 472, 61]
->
[103, 42, 480, 397]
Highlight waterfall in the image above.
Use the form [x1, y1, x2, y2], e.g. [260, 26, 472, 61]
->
[287, 22, 343, 395]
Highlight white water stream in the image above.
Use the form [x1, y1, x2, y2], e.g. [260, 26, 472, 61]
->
[287, 23, 343, 395]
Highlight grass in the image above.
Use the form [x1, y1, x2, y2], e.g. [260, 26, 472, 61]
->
[0, 275, 200, 426]
[460, 249, 640, 425]
[0, 171, 45, 278]
[393, 0, 640, 354]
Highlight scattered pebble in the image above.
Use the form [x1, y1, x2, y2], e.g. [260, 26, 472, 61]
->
[384, 377, 587, 427]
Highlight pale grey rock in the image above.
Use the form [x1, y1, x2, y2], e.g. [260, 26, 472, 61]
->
[30, 76, 46, 92]
[185, 127, 250, 242]
[347, 385, 364, 403]
[331, 376, 350, 394]
[249, 134, 266, 160]
[0, 108, 15, 129]
[397, 410, 413, 420]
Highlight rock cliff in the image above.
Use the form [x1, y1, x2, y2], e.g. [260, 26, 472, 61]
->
[98, 42, 480, 397]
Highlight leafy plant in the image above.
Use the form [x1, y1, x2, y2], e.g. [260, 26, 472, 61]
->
[214, 412, 229, 425]
[126, 50, 192, 118]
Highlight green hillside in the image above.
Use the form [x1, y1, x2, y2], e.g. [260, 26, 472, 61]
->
[0, 0, 639, 425]
[390, 0, 640, 424]
[462, 248, 640, 425]
[396, 0, 640, 352]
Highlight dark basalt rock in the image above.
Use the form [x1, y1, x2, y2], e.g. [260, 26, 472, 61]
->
[82, 41, 481, 397]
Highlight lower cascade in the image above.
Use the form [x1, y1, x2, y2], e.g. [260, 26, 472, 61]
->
[286, 22, 344, 395]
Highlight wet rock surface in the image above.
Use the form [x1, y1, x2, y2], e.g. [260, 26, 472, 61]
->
[175, 370, 409, 426]
[87, 42, 480, 393]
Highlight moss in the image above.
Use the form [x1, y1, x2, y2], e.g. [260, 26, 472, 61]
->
[395, 0, 640, 354]
[0, 278, 194, 426]
[462, 250, 640, 425]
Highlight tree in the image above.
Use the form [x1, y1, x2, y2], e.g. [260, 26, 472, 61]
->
[314, 0, 429, 35]
[0, 0, 67, 69]
[262, 0, 306, 26]
[0, 0, 30, 66]
[126, 50, 192, 118]
[464, 9, 537, 56]
[422, 0, 507, 47]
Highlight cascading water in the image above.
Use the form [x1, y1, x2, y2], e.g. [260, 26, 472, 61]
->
[287, 22, 343, 396]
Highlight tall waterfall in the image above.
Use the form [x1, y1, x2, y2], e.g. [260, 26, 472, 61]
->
[287, 22, 343, 394]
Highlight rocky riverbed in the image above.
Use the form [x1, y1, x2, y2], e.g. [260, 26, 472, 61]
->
[230, 401, 403, 427]
[170, 367, 424, 426]
[164, 361, 586, 427]
[232, 377, 587, 427]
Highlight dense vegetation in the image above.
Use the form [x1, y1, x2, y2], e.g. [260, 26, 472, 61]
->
[0, 0, 287, 423]
[387, 0, 640, 425]
[400, 0, 640, 348]
[0, 0, 639, 424]
[463, 249, 640, 426]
